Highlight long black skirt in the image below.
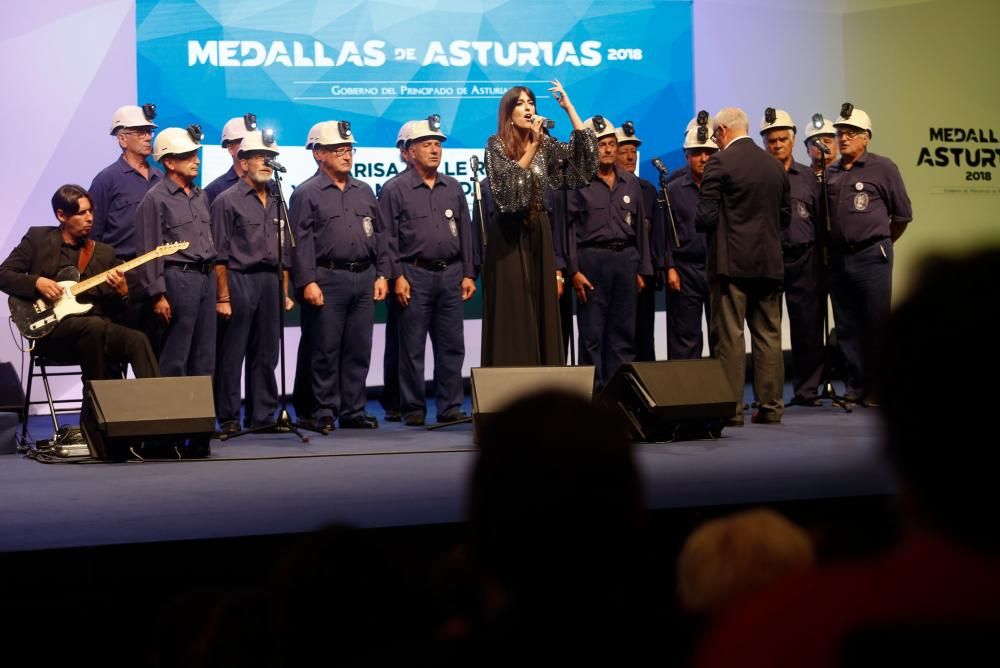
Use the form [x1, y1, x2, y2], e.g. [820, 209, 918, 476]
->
[480, 209, 565, 367]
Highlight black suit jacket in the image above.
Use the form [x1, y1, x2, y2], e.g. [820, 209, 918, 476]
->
[0, 226, 120, 315]
[694, 137, 790, 281]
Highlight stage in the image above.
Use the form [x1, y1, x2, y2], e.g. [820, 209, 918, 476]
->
[0, 387, 895, 554]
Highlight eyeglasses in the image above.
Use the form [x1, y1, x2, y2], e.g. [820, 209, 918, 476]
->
[123, 128, 155, 137]
[323, 146, 356, 157]
[836, 128, 864, 140]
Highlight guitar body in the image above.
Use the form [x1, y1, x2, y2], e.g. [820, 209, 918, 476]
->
[8, 241, 188, 340]
[9, 281, 94, 339]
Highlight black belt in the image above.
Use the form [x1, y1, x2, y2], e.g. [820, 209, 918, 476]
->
[579, 239, 634, 252]
[833, 236, 887, 255]
[782, 242, 814, 258]
[165, 260, 213, 275]
[320, 258, 372, 272]
[403, 256, 458, 272]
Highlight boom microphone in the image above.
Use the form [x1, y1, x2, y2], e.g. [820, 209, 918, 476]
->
[265, 158, 287, 173]
[651, 158, 669, 175]
[469, 154, 480, 175]
[810, 137, 831, 155]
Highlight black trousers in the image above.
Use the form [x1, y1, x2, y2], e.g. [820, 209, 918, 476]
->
[36, 315, 160, 381]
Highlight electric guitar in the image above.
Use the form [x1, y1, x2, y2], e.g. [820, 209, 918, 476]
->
[8, 241, 189, 339]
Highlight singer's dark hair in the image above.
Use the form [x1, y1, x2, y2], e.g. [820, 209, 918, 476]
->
[497, 86, 537, 161]
[51, 184, 91, 217]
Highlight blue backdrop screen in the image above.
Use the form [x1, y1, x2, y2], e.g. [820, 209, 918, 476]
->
[137, 0, 694, 185]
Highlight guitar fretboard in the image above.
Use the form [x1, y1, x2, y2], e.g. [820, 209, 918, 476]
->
[69, 244, 185, 296]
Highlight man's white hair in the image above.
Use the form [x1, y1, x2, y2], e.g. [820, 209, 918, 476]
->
[715, 107, 750, 135]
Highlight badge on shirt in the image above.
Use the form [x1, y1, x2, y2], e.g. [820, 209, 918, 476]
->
[623, 195, 631, 205]
[362, 215, 374, 237]
[445, 209, 454, 219]
[625, 211, 633, 226]
[797, 201, 809, 219]
[853, 192, 869, 211]
[445, 210, 458, 237]
[855, 181, 864, 191]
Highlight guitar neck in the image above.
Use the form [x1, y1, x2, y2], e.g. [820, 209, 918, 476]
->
[70, 248, 164, 296]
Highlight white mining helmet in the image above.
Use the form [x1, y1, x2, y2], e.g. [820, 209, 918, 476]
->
[221, 116, 253, 147]
[804, 118, 837, 145]
[583, 115, 617, 140]
[683, 126, 719, 151]
[308, 120, 357, 148]
[407, 114, 447, 145]
[237, 130, 279, 158]
[110, 104, 157, 135]
[834, 103, 873, 137]
[616, 120, 641, 146]
[396, 120, 417, 149]
[153, 127, 201, 162]
[685, 111, 714, 136]
[759, 108, 796, 135]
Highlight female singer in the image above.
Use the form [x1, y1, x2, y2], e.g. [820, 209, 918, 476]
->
[481, 80, 598, 366]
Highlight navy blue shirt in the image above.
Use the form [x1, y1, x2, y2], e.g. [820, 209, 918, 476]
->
[827, 151, 912, 245]
[664, 171, 707, 267]
[785, 161, 821, 247]
[378, 168, 474, 280]
[290, 172, 388, 289]
[204, 165, 241, 205]
[210, 180, 287, 271]
[567, 167, 652, 276]
[134, 177, 216, 298]
[89, 155, 163, 257]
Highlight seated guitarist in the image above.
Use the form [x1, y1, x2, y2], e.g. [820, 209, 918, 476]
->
[0, 184, 160, 381]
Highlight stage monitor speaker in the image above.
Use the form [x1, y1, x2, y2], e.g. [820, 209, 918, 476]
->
[0, 361, 25, 416]
[598, 360, 737, 442]
[470, 365, 595, 444]
[81, 376, 216, 460]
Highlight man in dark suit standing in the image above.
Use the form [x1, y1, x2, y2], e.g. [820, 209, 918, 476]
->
[695, 108, 790, 426]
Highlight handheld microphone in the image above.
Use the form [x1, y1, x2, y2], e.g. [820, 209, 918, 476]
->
[651, 158, 669, 175]
[469, 154, 480, 175]
[534, 116, 556, 130]
[265, 158, 287, 173]
[810, 137, 831, 155]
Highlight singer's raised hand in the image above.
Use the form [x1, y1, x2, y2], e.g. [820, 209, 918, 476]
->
[549, 79, 570, 110]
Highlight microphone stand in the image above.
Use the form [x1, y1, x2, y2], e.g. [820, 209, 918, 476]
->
[654, 165, 681, 251]
[812, 141, 852, 413]
[221, 168, 327, 442]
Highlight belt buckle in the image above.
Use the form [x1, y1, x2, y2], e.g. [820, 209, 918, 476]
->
[433, 260, 448, 271]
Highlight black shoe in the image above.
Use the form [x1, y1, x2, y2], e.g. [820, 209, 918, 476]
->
[384, 409, 402, 422]
[751, 411, 781, 425]
[219, 420, 240, 436]
[340, 414, 379, 429]
[789, 395, 822, 407]
[859, 397, 880, 408]
[404, 413, 426, 427]
[437, 410, 469, 424]
[315, 416, 335, 433]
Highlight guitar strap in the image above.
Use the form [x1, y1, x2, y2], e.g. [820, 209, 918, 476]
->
[77, 239, 95, 273]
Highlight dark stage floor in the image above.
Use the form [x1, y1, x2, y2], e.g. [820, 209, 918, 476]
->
[0, 388, 895, 553]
